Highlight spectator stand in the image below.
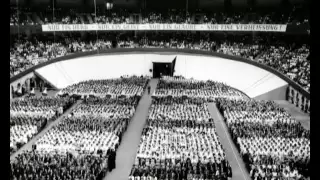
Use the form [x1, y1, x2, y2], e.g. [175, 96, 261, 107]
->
[215, 98, 310, 179]
[128, 77, 246, 180]
[10, 76, 156, 180]
[10, 95, 78, 158]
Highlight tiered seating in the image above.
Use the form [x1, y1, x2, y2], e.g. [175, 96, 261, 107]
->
[10, 77, 144, 180]
[10, 96, 75, 154]
[35, 96, 138, 154]
[129, 78, 233, 180]
[258, 44, 310, 92]
[216, 98, 310, 179]
[10, 7, 309, 25]
[59, 76, 149, 98]
[10, 33, 309, 94]
[10, 150, 107, 180]
[10, 37, 68, 77]
[154, 76, 248, 100]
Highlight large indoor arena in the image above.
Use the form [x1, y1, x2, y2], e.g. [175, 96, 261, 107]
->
[10, 0, 310, 180]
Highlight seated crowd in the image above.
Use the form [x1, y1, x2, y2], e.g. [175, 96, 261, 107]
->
[154, 76, 248, 100]
[215, 98, 310, 180]
[10, 7, 308, 25]
[129, 78, 237, 180]
[10, 36, 68, 77]
[35, 96, 137, 154]
[10, 150, 107, 180]
[10, 77, 143, 180]
[10, 96, 75, 155]
[59, 76, 149, 97]
[10, 33, 310, 93]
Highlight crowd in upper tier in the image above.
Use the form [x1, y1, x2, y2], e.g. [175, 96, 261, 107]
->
[11, 90, 141, 180]
[10, 6, 309, 25]
[10, 33, 310, 92]
[216, 98, 310, 180]
[10, 96, 75, 155]
[59, 76, 149, 98]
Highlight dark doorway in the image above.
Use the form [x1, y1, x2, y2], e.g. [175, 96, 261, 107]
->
[153, 63, 173, 78]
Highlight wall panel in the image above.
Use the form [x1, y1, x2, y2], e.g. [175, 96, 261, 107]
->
[35, 53, 288, 99]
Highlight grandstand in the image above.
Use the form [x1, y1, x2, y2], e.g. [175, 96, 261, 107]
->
[10, 0, 310, 180]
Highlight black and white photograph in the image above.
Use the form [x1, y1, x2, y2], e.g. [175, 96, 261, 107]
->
[10, 0, 310, 180]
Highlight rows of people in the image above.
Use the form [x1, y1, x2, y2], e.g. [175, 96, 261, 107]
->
[10, 150, 107, 180]
[130, 93, 232, 179]
[11, 94, 141, 180]
[215, 98, 310, 179]
[10, 33, 310, 93]
[59, 76, 149, 97]
[149, 96, 211, 122]
[10, 36, 69, 77]
[10, 96, 75, 155]
[10, 7, 308, 25]
[154, 76, 248, 100]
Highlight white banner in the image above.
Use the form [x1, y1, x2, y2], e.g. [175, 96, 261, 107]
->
[42, 24, 287, 32]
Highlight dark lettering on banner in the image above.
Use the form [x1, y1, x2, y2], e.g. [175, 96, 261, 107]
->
[149, 24, 161, 30]
[221, 25, 232, 31]
[131, 24, 138, 30]
[42, 24, 286, 32]
[207, 25, 219, 30]
[48, 25, 60, 31]
[72, 24, 89, 31]
[98, 24, 109, 30]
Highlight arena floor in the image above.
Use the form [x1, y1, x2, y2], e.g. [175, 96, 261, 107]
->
[10, 79, 310, 180]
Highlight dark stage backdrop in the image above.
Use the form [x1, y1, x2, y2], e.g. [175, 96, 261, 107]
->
[153, 63, 173, 78]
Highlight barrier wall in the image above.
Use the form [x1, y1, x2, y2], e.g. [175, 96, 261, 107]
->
[35, 54, 177, 88]
[35, 53, 288, 98]
[174, 55, 288, 98]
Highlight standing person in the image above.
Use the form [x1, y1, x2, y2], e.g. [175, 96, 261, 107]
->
[148, 86, 151, 95]
[227, 164, 232, 180]
[108, 150, 116, 172]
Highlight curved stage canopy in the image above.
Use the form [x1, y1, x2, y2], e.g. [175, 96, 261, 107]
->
[10, 48, 309, 100]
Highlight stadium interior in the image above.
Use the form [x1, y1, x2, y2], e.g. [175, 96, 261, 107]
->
[10, 0, 310, 180]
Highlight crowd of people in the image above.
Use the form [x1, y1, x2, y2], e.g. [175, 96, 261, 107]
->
[10, 96, 75, 155]
[10, 36, 69, 77]
[130, 96, 232, 180]
[35, 96, 139, 154]
[10, 77, 145, 180]
[10, 7, 309, 25]
[10, 32, 310, 93]
[10, 150, 107, 180]
[130, 78, 240, 180]
[59, 76, 149, 98]
[154, 76, 249, 100]
[215, 98, 310, 180]
[258, 44, 310, 92]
